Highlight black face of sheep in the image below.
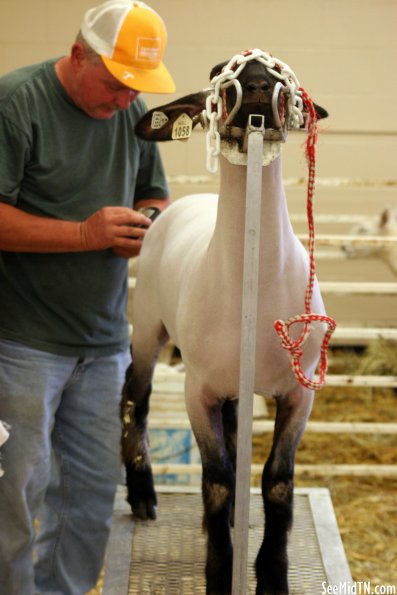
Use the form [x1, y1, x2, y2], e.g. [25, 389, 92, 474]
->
[135, 56, 328, 142]
[210, 59, 279, 129]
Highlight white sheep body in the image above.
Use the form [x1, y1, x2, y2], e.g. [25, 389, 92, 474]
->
[133, 156, 326, 405]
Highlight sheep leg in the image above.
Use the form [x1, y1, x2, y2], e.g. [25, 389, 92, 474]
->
[222, 399, 238, 526]
[202, 437, 235, 595]
[186, 385, 235, 595]
[222, 399, 238, 475]
[255, 387, 314, 595]
[121, 324, 168, 520]
[120, 355, 157, 519]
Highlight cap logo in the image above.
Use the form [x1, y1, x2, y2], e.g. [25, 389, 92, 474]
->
[122, 71, 136, 81]
[136, 37, 161, 63]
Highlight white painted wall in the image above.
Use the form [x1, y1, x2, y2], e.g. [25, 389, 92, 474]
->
[1, 0, 396, 325]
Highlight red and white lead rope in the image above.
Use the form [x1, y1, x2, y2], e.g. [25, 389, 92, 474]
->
[274, 88, 336, 390]
[205, 50, 336, 389]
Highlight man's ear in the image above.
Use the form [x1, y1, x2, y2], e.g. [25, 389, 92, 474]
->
[135, 91, 208, 141]
[70, 42, 87, 71]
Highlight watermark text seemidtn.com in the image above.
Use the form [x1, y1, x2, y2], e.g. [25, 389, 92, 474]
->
[322, 582, 396, 595]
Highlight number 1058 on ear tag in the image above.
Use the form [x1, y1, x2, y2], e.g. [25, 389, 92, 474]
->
[172, 113, 193, 140]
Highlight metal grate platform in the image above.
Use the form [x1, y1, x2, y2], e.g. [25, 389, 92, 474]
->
[103, 486, 351, 595]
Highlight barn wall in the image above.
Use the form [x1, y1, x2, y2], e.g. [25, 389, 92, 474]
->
[0, 0, 396, 184]
[1, 0, 396, 327]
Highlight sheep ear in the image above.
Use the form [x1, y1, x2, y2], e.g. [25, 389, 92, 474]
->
[313, 103, 328, 120]
[300, 102, 328, 129]
[135, 92, 208, 141]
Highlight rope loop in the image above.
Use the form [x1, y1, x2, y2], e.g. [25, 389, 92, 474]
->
[274, 315, 337, 390]
[272, 87, 337, 390]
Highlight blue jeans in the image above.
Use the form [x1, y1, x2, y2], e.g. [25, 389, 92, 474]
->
[0, 338, 131, 595]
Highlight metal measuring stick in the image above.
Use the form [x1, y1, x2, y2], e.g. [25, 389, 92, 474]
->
[232, 114, 266, 595]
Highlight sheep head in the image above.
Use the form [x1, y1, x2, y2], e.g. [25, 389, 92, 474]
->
[209, 58, 291, 131]
[135, 51, 328, 145]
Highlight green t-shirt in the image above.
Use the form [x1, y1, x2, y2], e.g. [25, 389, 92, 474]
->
[0, 59, 169, 356]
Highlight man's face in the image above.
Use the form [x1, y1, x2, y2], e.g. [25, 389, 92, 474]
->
[74, 58, 140, 119]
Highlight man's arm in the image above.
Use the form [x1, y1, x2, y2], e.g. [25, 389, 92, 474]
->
[0, 201, 152, 254]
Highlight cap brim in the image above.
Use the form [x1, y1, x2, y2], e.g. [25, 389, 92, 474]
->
[101, 56, 176, 94]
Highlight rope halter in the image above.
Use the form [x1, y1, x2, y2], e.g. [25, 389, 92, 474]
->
[204, 49, 336, 390]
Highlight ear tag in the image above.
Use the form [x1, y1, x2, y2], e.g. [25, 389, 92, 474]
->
[151, 111, 169, 129]
[171, 113, 192, 141]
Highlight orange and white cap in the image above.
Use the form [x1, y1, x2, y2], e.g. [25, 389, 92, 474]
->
[81, 0, 175, 93]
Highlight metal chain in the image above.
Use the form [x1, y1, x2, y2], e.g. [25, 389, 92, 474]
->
[205, 48, 305, 173]
[205, 93, 222, 173]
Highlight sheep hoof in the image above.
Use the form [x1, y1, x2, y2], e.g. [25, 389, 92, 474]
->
[131, 499, 157, 521]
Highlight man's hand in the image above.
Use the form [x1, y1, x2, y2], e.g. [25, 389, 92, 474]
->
[80, 206, 152, 257]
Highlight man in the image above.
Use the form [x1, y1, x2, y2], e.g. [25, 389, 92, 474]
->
[0, 1, 175, 593]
